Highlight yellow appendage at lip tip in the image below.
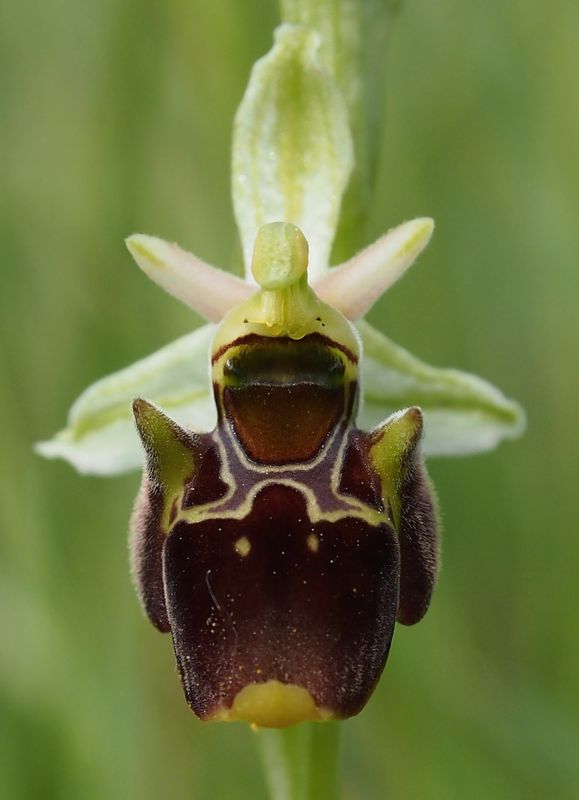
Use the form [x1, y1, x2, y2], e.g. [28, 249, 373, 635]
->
[209, 680, 333, 728]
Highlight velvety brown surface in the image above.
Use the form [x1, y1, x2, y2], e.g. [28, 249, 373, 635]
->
[338, 430, 385, 511]
[130, 478, 171, 632]
[182, 441, 229, 509]
[396, 457, 439, 626]
[163, 484, 399, 719]
[131, 420, 228, 632]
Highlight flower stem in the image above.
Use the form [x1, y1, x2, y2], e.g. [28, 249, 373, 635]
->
[255, 722, 342, 800]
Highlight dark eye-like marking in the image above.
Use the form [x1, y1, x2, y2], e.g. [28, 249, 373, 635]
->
[222, 337, 345, 388]
[223, 339, 345, 388]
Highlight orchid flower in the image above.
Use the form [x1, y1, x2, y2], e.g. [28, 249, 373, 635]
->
[37, 20, 524, 732]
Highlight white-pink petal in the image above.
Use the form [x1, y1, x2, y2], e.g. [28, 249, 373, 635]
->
[126, 234, 252, 322]
[314, 218, 434, 320]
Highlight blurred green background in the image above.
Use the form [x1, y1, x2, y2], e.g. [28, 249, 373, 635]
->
[2, 1, 578, 798]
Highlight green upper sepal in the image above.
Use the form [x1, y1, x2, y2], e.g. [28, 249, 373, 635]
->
[232, 24, 353, 280]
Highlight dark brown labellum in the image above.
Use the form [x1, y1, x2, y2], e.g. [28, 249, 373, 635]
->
[131, 324, 438, 727]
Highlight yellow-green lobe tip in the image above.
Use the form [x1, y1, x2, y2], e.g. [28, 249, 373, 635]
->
[251, 222, 309, 290]
[210, 680, 333, 728]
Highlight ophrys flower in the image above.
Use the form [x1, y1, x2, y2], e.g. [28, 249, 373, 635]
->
[37, 21, 524, 728]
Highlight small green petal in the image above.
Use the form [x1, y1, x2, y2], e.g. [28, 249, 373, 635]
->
[36, 325, 216, 475]
[232, 23, 354, 281]
[358, 320, 526, 456]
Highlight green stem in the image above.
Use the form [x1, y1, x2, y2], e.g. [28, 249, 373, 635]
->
[255, 722, 342, 800]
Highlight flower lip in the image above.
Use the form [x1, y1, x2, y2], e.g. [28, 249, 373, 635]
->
[162, 484, 401, 723]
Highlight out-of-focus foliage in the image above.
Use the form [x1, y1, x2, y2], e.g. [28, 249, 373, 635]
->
[1, 1, 578, 798]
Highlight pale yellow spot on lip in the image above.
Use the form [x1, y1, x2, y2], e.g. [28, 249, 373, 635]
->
[209, 680, 333, 728]
[234, 536, 251, 557]
[306, 533, 320, 553]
